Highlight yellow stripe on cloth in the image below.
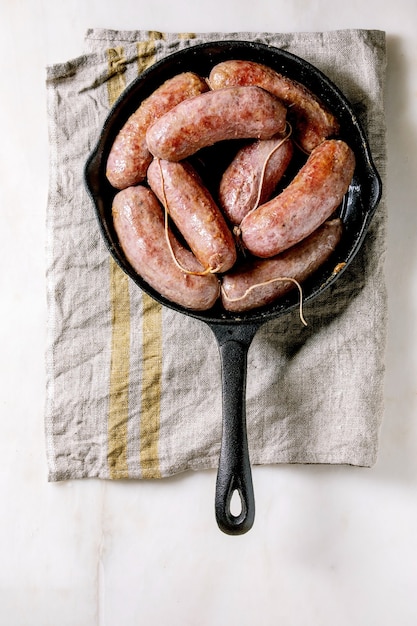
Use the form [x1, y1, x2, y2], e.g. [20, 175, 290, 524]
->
[136, 31, 165, 479]
[106, 47, 126, 106]
[106, 47, 130, 479]
[106, 40, 165, 479]
[140, 294, 163, 478]
[108, 256, 131, 478]
[137, 31, 164, 75]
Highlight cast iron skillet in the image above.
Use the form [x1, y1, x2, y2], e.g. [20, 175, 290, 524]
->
[84, 40, 382, 535]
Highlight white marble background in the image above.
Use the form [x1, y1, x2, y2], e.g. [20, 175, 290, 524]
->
[1, 1, 417, 624]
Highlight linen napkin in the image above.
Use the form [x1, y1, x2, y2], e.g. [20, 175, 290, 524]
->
[45, 29, 387, 481]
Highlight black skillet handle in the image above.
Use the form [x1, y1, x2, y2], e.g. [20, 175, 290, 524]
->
[211, 323, 261, 535]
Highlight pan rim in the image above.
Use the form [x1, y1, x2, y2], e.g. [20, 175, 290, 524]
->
[84, 39, 382, 327]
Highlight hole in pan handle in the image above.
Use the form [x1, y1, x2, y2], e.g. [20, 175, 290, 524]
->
[212, 322, 261, 535]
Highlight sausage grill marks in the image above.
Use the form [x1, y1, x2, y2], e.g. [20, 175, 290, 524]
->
[106, 61, 355, 314]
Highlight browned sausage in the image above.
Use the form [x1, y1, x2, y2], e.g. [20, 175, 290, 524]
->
[218, 135, 294, 226]
[221, 218, 343, 312]
[147, 159, 237, 273]
[112, 186, 220, 310]
[106, 72, 209, 189]
[240, 140, 355, 258]
[208, 60, 340, 153]
[145, 85, 287, 162]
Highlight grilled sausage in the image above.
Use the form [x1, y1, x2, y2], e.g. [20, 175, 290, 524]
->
[221, 218, 343, 312]
[147, 159, 237, 273]
[208, 59, 340, 153]
[240, 140, 355, 258]
[145, 85, 287, 162]
[112, 186, 220, 310]
[106, 72, 209, 189]
[218, 135, 294, 226]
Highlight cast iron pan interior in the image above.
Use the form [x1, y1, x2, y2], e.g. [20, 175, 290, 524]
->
[84, 40, 382, 535]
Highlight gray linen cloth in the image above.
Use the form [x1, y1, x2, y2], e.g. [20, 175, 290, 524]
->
[45, 29, 387, 481]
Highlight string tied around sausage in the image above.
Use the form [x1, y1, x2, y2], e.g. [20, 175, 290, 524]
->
[253, 121, 293, 210]
[233, 120, 293, 241]
[157, 158, 222, 276]
[221, 275, 308, 326]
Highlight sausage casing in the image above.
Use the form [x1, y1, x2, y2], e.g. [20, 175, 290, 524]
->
[112, 186, 220, 310]
[208, 60, 340, 153]
[240, 139, 355, 258]
[147, 159, 237, 273]
[106, 72, 209, 189]
[218, 136, 294, 226]
[145, 85, 287, 162]
[221, 218, 343, 312]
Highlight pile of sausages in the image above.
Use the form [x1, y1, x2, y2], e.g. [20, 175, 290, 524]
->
[108, 59, 356, 312]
